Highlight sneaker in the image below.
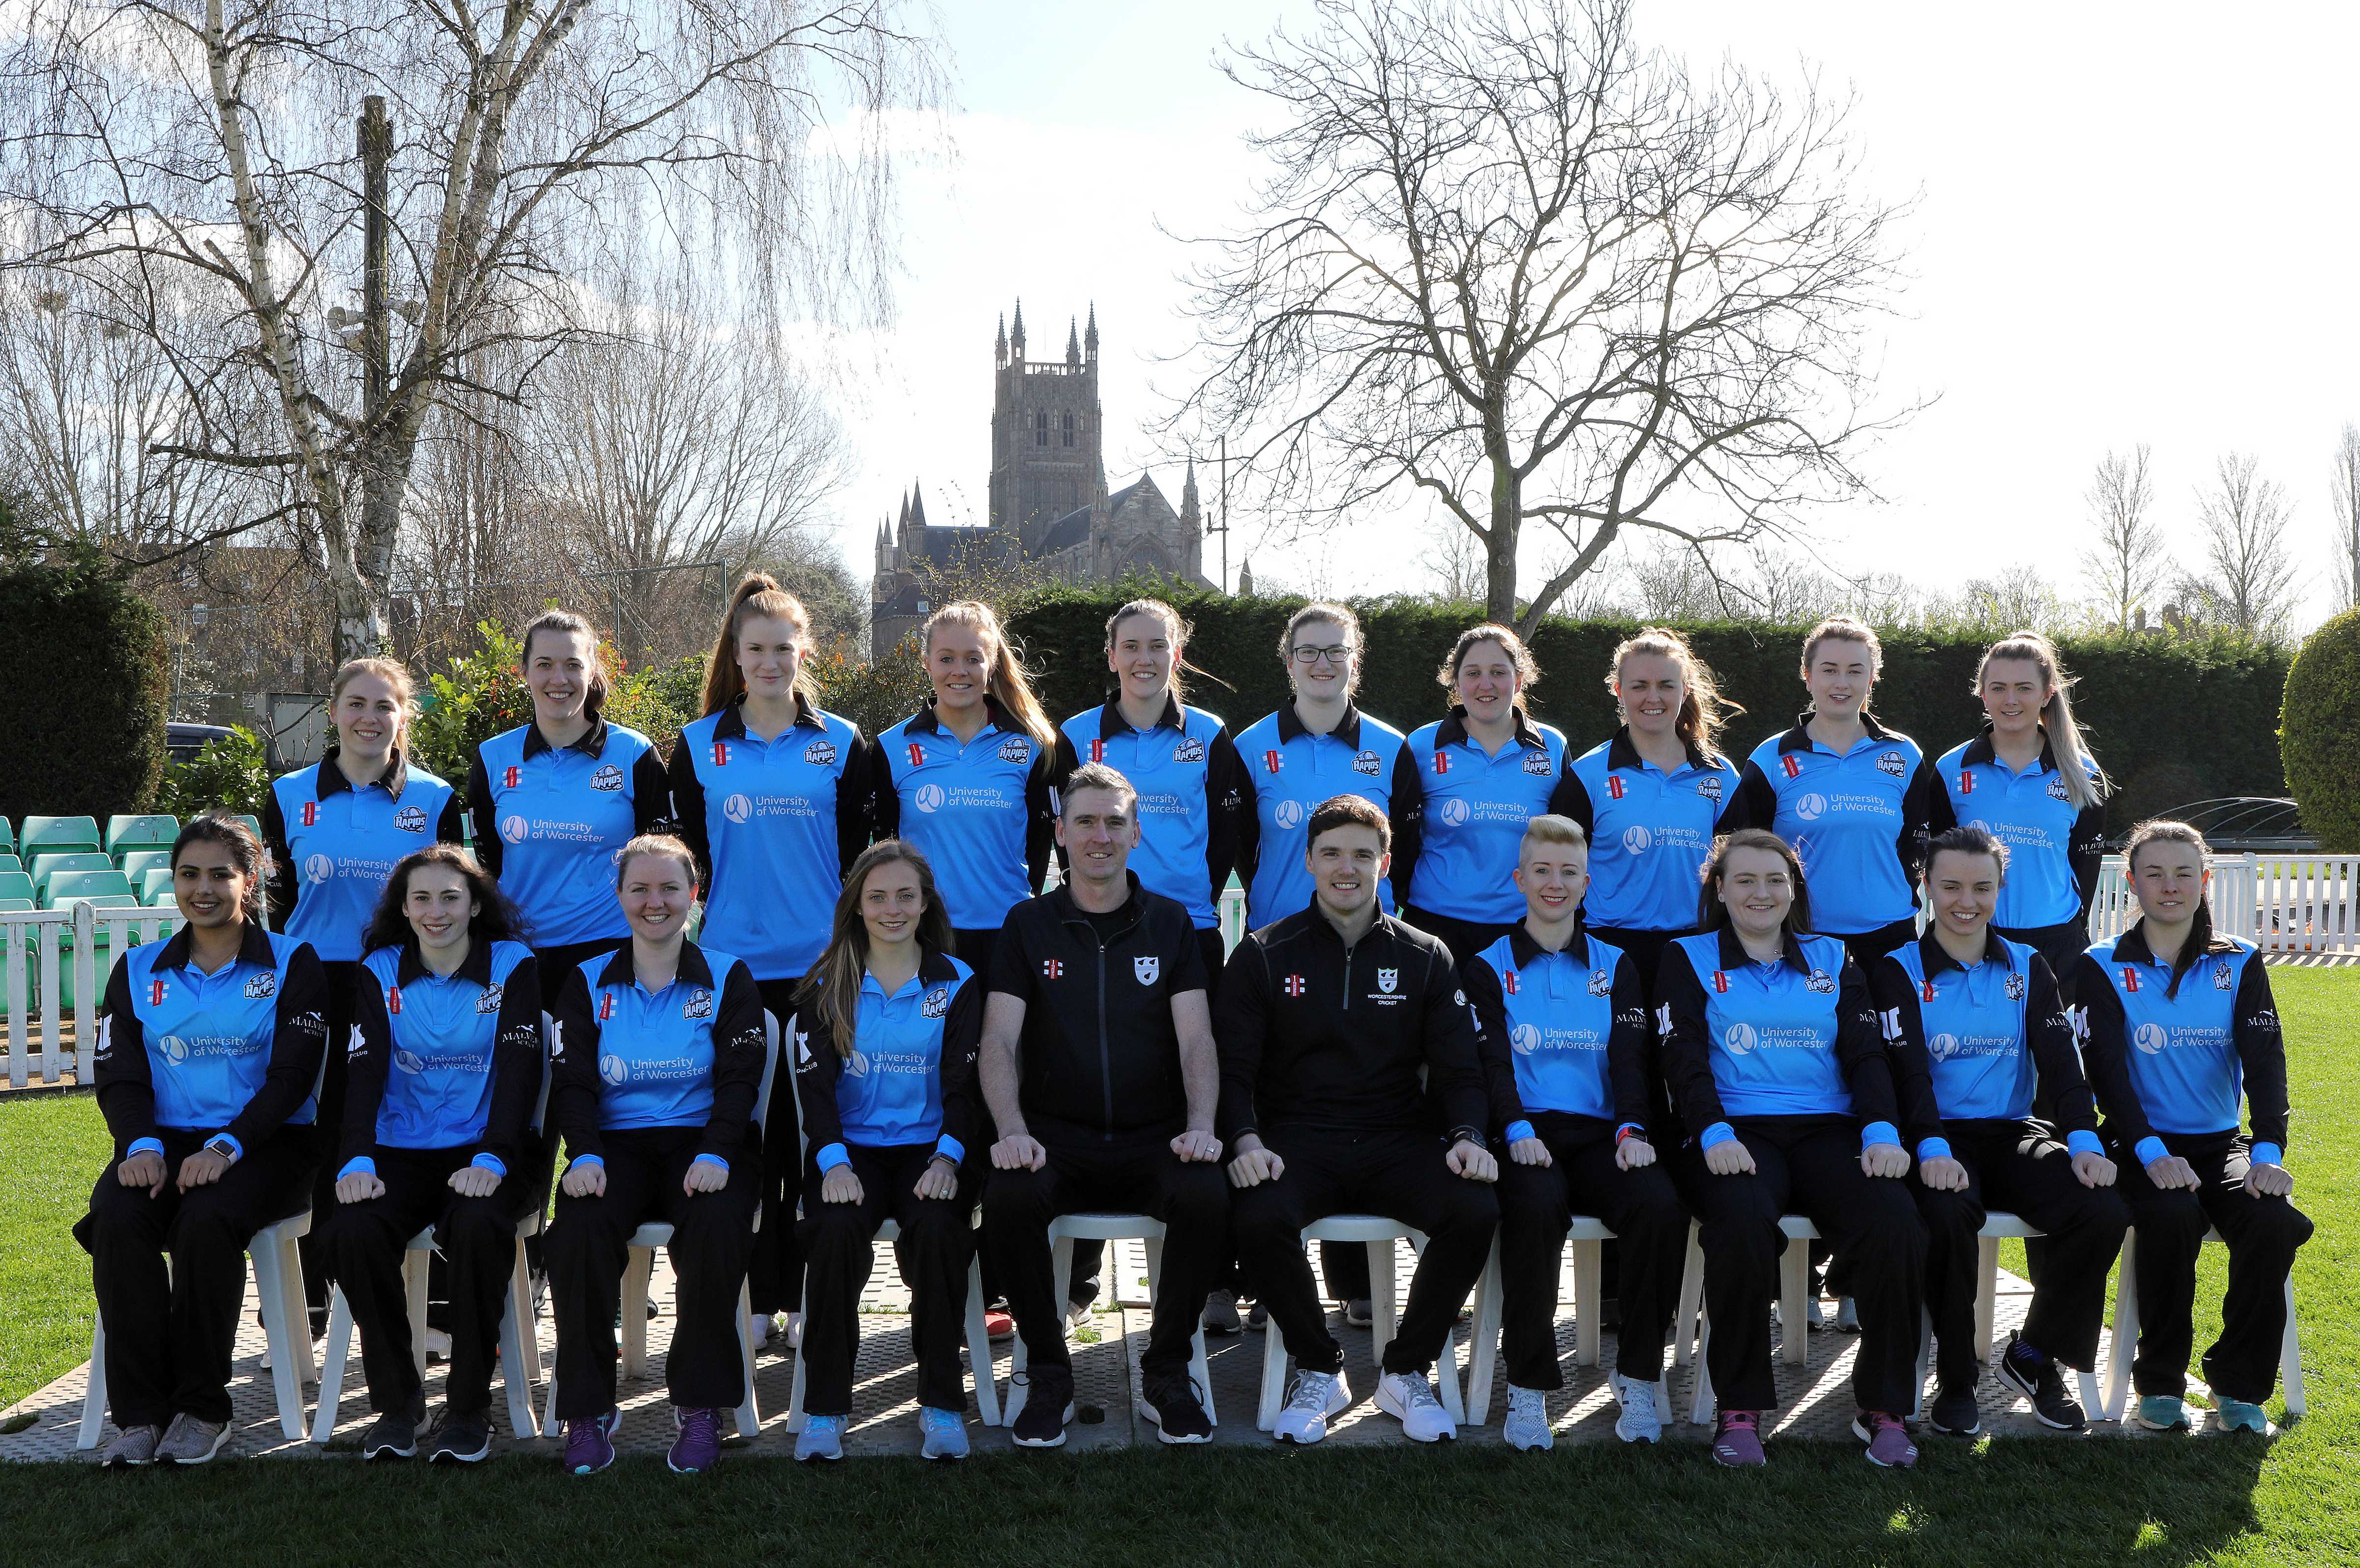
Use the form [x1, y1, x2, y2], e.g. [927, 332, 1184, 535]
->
[1996, 1334, 2085, 1432]
[1374, 1369, 1455, 1442]
[1834, 1296, 1860, 1333]
[1928, 1386, 1981, 1437]
[423, 1327, 452, 1362]
[666, 1406, 723, 1474]
[795, 1412, 845, 1462]
[1503, 1385, 1553, 1452]
[426, 1413, 492, 1464]
[985, 1310, 1015, 1341]
[361, 1397, 423, 1461]
[1854, 1409, 1918, 1468]
[1141, 1373, 1214, 1444]
[563, 1407, 620, 1475]
[1009, 1369, 1074, 1448]
[1711, 1409, 1765, 1467]
[1344, 1298, 1374, 1328]
[2214, 1397, 2277, 1437]
[1273, 1368, 1347, 1445]
[1246, 1299, 1268, 1330]
[99, 1423, 163, 1467]
[154, 1412, 229, 1465]
[2135, 1394, 2191, 1431]
[1201, 1289, 1242, 1335]
[918, 1406, 969, 1460]
[1612, 1371, 1663, 1445]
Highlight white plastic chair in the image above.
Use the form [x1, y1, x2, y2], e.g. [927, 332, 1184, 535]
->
[1463, 1217, 1665, 1426]
[1905, 1211, 2105, 1421]
[1254, 1215, 1468, 1431]
[2099, 1226, 2304, 1422]
[1675, 1214, 1817, 1424]
[782, 1215, 999, 1433]
[1004, 1213, 1216, 1429]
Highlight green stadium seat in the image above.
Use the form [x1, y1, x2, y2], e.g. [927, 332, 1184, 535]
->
[106, 815, 179, 856]
[139, 866, 177, 902]
[230, 814, 263, 842]
[21, 815, 102, 858]
[0, 853, 19, 875]
[0, 870, 32, 904]
[0, 819, 14, 854]
[0, 895, 30, 1020]
[31, 853, 112, 898]
[48, 892, 142, 1010]
[43, 868, 137, 908]
[118, 848, 174, 883]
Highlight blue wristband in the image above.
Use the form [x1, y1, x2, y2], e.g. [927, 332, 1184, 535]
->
[1861, 1121, 1899, 1153]
[337, 1155, 377, 1180]
[1916, 1137, 1952, 1164]
[2134, 1136, 2170, 1170]
[2066, 1129, 2106, 1159]
[692, 1153, 729, 1174]
[127, 1137, 164, 1159]
[567, 1153, 605, 1173]
[934, 1135, 964, 1165]
[1699, 1121, 1736, 1150]
[815, 1143, 850, 1173]
[2251, 1142, 2283, 1168]
[1504, 1120, 1536, 1145]
[1615, 1124, 1646, 1144]
[470, 1152, 507, 1177]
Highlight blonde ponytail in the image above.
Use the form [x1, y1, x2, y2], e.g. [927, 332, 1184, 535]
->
[1976, 632, 2109, 811]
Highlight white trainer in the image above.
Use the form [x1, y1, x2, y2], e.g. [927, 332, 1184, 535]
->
[1503, 1385, 1553, 1452]
[1375, 1370, 1456, 1442]
[1613, 1371, 1664, 1444]
[1273, 1369, 1348, 1444]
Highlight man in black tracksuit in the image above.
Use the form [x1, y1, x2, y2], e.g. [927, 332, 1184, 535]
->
[1217, 795, 1500, 1445]
[979, 763, 1228, 1448]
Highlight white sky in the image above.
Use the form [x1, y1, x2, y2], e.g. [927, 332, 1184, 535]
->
[825, 1, 2360, 625]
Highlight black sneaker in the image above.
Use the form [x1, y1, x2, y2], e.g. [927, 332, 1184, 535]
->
[1997, 1332, 2086, 1431]
[361, 1397, 423, 1461]
[1010, 1369, 1075, 1449]
[1141, 1374, 1214, 1444]
[1928, 1385, 1981, 1436]
[426, 1412, 493, 1464]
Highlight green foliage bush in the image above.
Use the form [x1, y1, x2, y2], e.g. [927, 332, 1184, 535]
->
[154, 724, 272, 820]
[808, 634, 934, 742]
[2280, 609, 2360, 849]
[0, 549, 168, 827]
[407, 620, 702, 784]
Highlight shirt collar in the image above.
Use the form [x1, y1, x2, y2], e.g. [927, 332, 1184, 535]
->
[1507, 917, 1586, 970]
[1778, 709, 1897, 755]
[1097, 692, 1186, 738]
[1605, 725, 1708, 774]
[1916, 926, 2011, 977]
[2111, 920, 2234, 967]
[1435, 705, 1545, 753]
[315, 747, 413, 800]
[1714, 923, 1810, 975]
[1052, 870, 1144, 923]
[862, 947, 962, 999]
[1958, 723, 2057, 774]
[157, 919, 276, 975]
[906, 694, 1009, 739]
[521, 717, 610, 761]
[594, 939, 715, 992]
[394, 936, 498, 988]
[1274, 701, 1364, 750]
[713, 694, 821, 743]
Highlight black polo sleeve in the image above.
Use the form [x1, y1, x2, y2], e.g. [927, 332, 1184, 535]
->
[1234, 776, 1264, 912]
[340, 971, 394, 1168]
[1387, 746, 1426, 913]
[478, 956, 546, 1173]
[1712, 763, 1753, 833]
[1897, 753, 1941, 899]
[223, 943, 330, 1154]
[1204, 725, 1248, 911]
[631, 746, 673, 836]
[1735, 759, 1780, 838]
[835, 731, 876, 877]
[548, 964, 606, 1161]
[1458, 952, 1522, 1137]
[791, 998, 848, 1156]
[93, 954, 158, 1153]
[1656, 943, 1726, 1136]
[1023, 741, 1057, 895]
[1213, 936, 1271, 1143]
[260, 787, 295, 932]
[1604, 951, 1653, 1134]
[1549, 767, 1594, 841]
[1419, 940, 1488, 1144]
[869, 739, 903, 843]
[1833, 953, 1900, 1132]
[435, 788, 467, 847]
[468, 750, 502, 880]
[939, 970, 984, 1157]
[1868, 954, 1943, 1152]
[698, 957, 769, 1162]
[2232, 955, 2292, 1150]
[1166, 903, 1210, 996]
[986, 905, 1036, 1003]
[2070, 954, 2158, 1151]
[668, 741, 711, 890]
[2068, 800, 2106, 923]
[2022, 953, 2097, 1138]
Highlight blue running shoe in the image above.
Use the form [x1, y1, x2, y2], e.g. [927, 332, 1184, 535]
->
[796, 1413, 845, 1462]
[919, 1406, 969, 1460]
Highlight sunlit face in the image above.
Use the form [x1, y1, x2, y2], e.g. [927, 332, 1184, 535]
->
[1979, 657, 2049, 741]
[1306, 823, 1388, 920]
[928, 622, 991, 713]
[1926, 849, 2000, 941]
[1515, 837, 1590, 923]
[525, 627, 597, 725]
[1454, 639, 1520, 726]
[737, 614, 806, 705]
[404, 862, 479, 955]
[1287, 618, 1357, 703]
[1107, 614, 1177, 705]
[1056, 787, 1140, 888]
[619, 852, 695, 944]
[2130, 838, 2208, 928]
[860, 859, 926, 951]
[1615, 652, 1686, 740]
[173, 839, 249, 931]
[1716, 845, 1796, 941]
[1804, 636, 1876, 720]
[333, 670, 404, 762]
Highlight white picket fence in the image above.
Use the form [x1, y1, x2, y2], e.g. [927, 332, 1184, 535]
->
[6, 855, 2356, 1089]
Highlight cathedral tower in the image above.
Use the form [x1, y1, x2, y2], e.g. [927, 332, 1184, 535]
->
[988, 298, 1105, 543]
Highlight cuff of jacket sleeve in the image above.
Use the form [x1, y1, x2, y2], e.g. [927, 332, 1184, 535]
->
[127, 1138, 164, 1159]
[2251, 1141, 2283, 1167]
[2066, 1129, 2106, 1159]
[1860, 1121, 1899, 1153]
[1700, 1122, 1735, 1150]
[337, 1155, 376, 1180]
[1916, 1137, 1952, 1163]
[567, 1154, 604, 1173]
[471, 1152, 507, 1176]
[1615, 1123, 1646, 1144]
[1504, 1120, 1536, 1145]
[2134, 1136, 2170, 1170]
[816, 1143, 850, 1173]
[692, 1153, 728, 1173]
[933, 1135, 964, 1165]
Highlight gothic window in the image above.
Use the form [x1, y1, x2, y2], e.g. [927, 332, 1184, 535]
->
[1061, 412, 1074, 447]
[1034, 409, 1048, 447]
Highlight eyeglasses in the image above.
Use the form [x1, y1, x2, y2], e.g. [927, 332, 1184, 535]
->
[1289, 645, 1355, 666]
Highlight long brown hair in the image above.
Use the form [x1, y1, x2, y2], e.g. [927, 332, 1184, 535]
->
[172, 809, 271, 925]
[1436, 622, 1541, 718]
[701, 572, 816, 716]
[520, 610, 612, 723]
[797, 840, 954, 1055]
[1696, 828, 1814, 941]
[925, 601, 1053, 747]
[1976, 631, 2110, 811]
[360, 844, 527, 956]
[2124, 818, 2220, 997]
[1608, 626, 1740, 764]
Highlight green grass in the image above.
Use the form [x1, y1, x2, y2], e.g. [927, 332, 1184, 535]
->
[2, 971, 2353, 1567]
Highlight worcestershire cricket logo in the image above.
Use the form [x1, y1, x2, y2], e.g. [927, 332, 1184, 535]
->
[590, 763, 625, 792]
[1377, 968, 1399, 994]
[1876, 751, 1907, 778]
[1134, 956, 1159, 986]
[244, 972, 277, 1000]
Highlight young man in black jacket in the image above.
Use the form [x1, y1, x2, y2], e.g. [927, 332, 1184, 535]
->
[1217, 795, 1499, 1445]
[978, 763, 1228, 1448]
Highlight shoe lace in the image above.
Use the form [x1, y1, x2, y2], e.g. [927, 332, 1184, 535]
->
[1391, 1373, 1442, 1411]
[1507, 1385, 1546, 1417]
[1285, 1371, 1336, 1412]
[1719, 1410, 1758, 1432]
[920, 1407, 958, 1433]
[679, 1407, 721, 1440]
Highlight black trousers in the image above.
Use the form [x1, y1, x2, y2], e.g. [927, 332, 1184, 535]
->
[1400, 905, 1516, 967]
[2111, 1130, 2313, 1403]
[1833, 919, 1919, 974]
[1497, 1121, 1688, 1385]
[1680, 1115, 1926, 1414]
[982, 1125, 1228, 1380]
[545, 1127, 758, 1419]
[324, 1145, 546, 1419]
[1233, 1125, 1499, 1378]
[76, 1125, 315, 1428]
[796, 1143, 978, 1416]
[1910, 1119, 2127, 1387]
[1995, 921, 2088, 1004]
[748, 975, 804, 1317]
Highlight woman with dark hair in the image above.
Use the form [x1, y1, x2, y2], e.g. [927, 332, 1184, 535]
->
[2075, 820, 2311, 1435]
[78, 812, 331, 1466]
[468, 610, 672, 976]
[790, 841, 982, 1462]
[1657, 828, 1926, 1469]
[324, 845, 546, 1463]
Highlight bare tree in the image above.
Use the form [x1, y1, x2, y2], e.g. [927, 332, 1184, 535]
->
[2190, 453, 2301, 641]
[2332, 423, 2360, 613]
[2078, 444, 2166, 630]
[1172, 0, 1910, 634]
[1, 0, 941, 660]
[1422, 511, 1488, 603]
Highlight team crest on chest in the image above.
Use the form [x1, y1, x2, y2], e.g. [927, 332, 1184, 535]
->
[1697, 774, 1724, 801]
[300, 799, 319, 827]
[1263, 749, 1283, 774]
[1353, 749, 1382, 777]
[477, 982, 505, 1014]
[1805, 968, 1835, 994]
[1134, 955, 1160, 986]
[921, 987, 948, 1019]
[2214, 960, 2235, 990]
[2005, 972, 2026, 1001]
[803, 738, 839, 767]
[394, 803, 428, 833]
[1588, 968, 1613, 997]
[2047, 776, 2072, 802]
[1377, 968, 1399, 995]
[1522, 749, 1554, 776]
[1172, 736, 1205, 765]
[682, 988, 713, 1019]
[998, 735, 1033, 765]
[590, 763, 625, 792]
[1876, 751, 1907, 778]
[1503, 970, 1519, 995]
[1283, 974, 1306, 997]
[244, 972, 277, 1000]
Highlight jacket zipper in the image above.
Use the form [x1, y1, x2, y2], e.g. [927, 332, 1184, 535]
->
[1094, 931, 1114, 1139]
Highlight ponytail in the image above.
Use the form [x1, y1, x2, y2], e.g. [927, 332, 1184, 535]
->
[2124, 819, 2215, 998]
[1608, 626, 1740, 764]
[702, 572, 816, 716]
[1976, 632, 2109, 811]
[924, 601, 1054, 747]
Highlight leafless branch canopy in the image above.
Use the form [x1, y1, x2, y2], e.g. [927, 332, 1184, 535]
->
[2078, 443, 2167, 631]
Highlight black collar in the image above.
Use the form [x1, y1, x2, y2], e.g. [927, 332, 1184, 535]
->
[1274, 701, 1364, 750]
[157, 919, 277, 975]
[1507, 916, 1588, 969]
[1958, 723, 2058, 774]
[594, 940, 716, 991]
[1301, 901, 1406, 949]
[1714, 923, 1811, 975]
[394, 935, 499, 988]
[1916, 926, 2011, 977]
[2113, 919, 2235, 967]
[713, 694, 822, 742]
[1096, 693, 1186, 739]
[1051, 869, 1145, 924]
[521, 717, 610, 761]
[1775, 709, 1899, 755]
[905, 694, 1010, 739]
[1605, 726, 1709, 773]
[1435, 705, 1545, 753]
[314, 746, 413, 800]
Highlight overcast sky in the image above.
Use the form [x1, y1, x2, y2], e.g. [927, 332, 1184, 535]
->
[824, 1, 2360, 626]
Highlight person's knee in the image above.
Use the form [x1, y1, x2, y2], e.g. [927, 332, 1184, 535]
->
[1913, 1187, 1980, 1246]
[805, 1200, 876, 1251]
[1162, 1160, 1229, 1231]
[1231, 1187, 1301, 1253]
[325, 1204, 401, 1271]
[2076, 1188, 2131, 1248]
[2243, 1196, 2314, 1255]
[1436, 1176, 1500, 1235]
[981, 1167, 1053, 1230]
[2134, 1192, 2209, 1250]
[1625, 1180, 1689, 1245]
[441, 1197, 514, 1258]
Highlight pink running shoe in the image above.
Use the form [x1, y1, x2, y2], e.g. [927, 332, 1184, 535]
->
[1854, 1410, 1918, 1468]
[1711, 1410, 1765, 1467]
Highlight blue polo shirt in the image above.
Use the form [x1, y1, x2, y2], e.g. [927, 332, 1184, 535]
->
[2084, 930, 2261, 1142]
[473, 720, 661, 948]
[1669, 929, 1855, 1119]
[1935, 732, 2103, 929]
[568, 943, 748, 1131]
[354, 939, 535, 1151]
[1464, 927, 1635, 1126]
[1886, 931, 2039, 1123]
[1057, 695, 1242, 930]
[1234, 703, 1408, 929]
[1739, 712, 1935, 935]
[111, 924, 321, 1134]
[1559, 730, 1745, 933]
[876, 699, 1052, 931]
[800, 954, 976, 1167]
[266, 752, 460, 961]
[1400, 709, 1570, 924]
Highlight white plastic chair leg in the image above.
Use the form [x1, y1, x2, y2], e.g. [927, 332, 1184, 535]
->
[1571, 1238, 1604, 1369]
[251, 1225, 311, 1440]
[278, 1232, 317, 1392]
[499, 1239, 541, 1438]
[1257, 1308, 1290, 1430]
[1366, 1239, 1397, 1367]
[310, 1285, 358, 1443]
[403, 1249, 432, 1384]
[1975, 1233, 2002, 1366]
[1673, 1221, 1704, 1367]
[964, 1252, 1000, 1428]
[77, 1314, 108, 1449]
[621, 1246, 654, 1378]
[1688, 1310, 1715, 1425]
[1777, 1233, 1810, 1368]
[1912, 1306, 1932, 1420]
[732, 1279, 760, 1438]
[1463, 1240, 1502, 1427]
[2101, 1230, 2139, 1422]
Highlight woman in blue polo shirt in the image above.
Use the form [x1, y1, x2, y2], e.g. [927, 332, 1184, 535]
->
[1737, 617, 1940, 973]
[1926, 632, 2110, 989]
[469, 609, 671, 975]
[325, 844, 545, 1464]
[872, 600, 1057, 980]
[2073, 819, 2310, 1436]
[78, 812, 330, 1467]
[545, 835, 768, 1478]
[1393, 623, 1573, 964]
[1875, 826, 2127, 1438]
[1658, 828, 1925, 1470]
[790, 841, 982, 1463]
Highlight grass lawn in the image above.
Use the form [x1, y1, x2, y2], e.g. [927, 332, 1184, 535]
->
[2, 970, 2353, 1567]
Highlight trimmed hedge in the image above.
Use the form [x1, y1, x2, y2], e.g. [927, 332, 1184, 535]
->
[1006, 586, 2291, 839]
[0, 551, 169, 827]
[2280, 608, 2360, 849]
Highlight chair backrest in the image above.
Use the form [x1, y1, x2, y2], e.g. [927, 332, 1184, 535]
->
[230, 814, 263, 842]
[31, 852, 111, 893]
[139, 866, 177, 900]
[106, 814, 179, 854]
[0, 896, 30, 914]
[21, 815, 101, 856]
[0, 870, 31, 903]
[118, 848, 175, 881]
[0, 818, 13, 854]
[44, 869, 137, 908]
[0, 853, 19, 875]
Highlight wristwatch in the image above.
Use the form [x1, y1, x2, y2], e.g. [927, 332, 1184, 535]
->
[203, 1136, 239, 1162]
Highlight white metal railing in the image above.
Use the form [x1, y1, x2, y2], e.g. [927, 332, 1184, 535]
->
[1, 903, 183, 1088]
[2082, 854, 2347, 953]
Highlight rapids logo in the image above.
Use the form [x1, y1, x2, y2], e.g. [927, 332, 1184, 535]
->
[1722, 1023, 1759, 1055]
[243, 972, 278, 999]
[1697, 775, 1724, 801]
[1437, 798, 1472, 828]
[500, 815, 531, 844]
[1622, 825, 1652, 855]
[1805, 968, 1835, 994]
[1794, 793, 1828, 822]
[1588, 968, 1613, 997]
[395, 804, 428, 833]
[681, 988, 713, 1020]
[1274, 800, 1304, 830]
[2005, 973, 2026, 1001]
[1134, 956, 1159, 986]
[590, 763, 625, 792]
[600, 1054, 629, 1085]
[1929, 1033, 1961, 1062]
[304, 854, 336, 885]
[921, 987, 948, 1020]
[2047, 776, 2072, 802]
[804, 739, 839, 767]
[1510, 1023, 1542, 1055]
[723, 794, 754, 824]
[1522, 750, 1554, 776]
[1876, 751, 1907, 778]
[1172, 736, 1205, 765]
[2213, 961, 2235, 991]
[999, 735, 1033, 765]
[477, 983, 505, 1014]
[914, 784, 945, 814]
[2134, 1022, 2169, 1055]
[1353, 750, 1383, 776]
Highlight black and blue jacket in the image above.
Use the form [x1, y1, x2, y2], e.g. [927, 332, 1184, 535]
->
[1737, 712, 1940, 936]
[337, 938, 544, 1180]
[1926, 729, 2106, 931]
[469, 720, 671, 949]
[549, 940, 768, 1172]
[1054, 695, 1247, 932]
[1392, 708, 1573, 925]
[1557, 729, 1748, 933]
[1461, 922, 1652, 1143]
[791, 949, 981, 1171]
[872, 699, 1054, 933]
[264, 749, 465, 962]
[1233, 702, 1410, 929]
